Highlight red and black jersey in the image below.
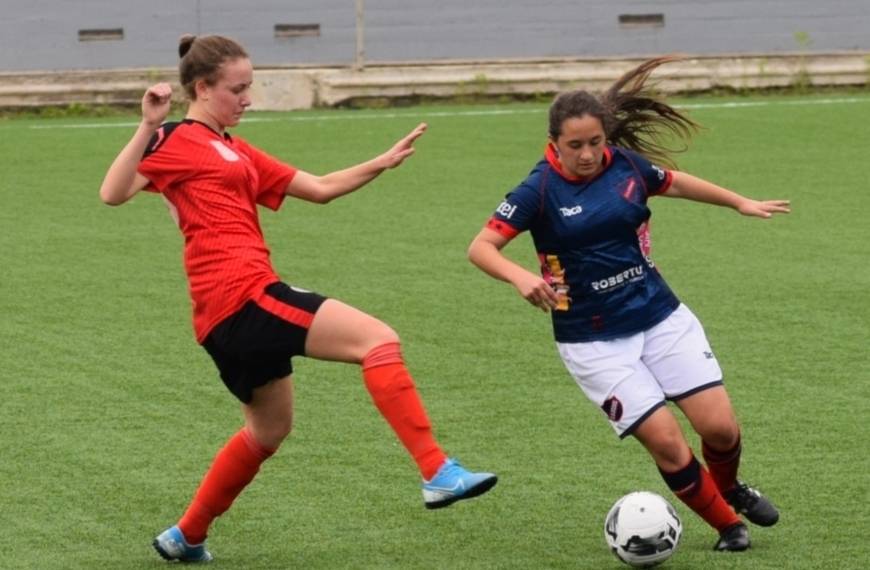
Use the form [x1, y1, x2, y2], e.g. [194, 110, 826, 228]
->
[138, 119, 298, 342]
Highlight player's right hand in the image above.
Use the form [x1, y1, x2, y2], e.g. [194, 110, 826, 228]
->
[142, 83, 173, 128]
[514, 272, 560, 312]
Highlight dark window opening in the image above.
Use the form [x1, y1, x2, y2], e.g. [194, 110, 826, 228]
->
[274, 24, 321, 39]
[78, 28, 124, 41]
[618, 14, 665, 28]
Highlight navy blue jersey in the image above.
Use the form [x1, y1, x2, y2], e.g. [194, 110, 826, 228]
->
[486, 144, 680, 342]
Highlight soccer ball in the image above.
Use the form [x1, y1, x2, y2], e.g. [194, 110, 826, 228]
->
[604, 491, 682, 568]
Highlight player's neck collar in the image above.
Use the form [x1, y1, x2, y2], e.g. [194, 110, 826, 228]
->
[545, 143, 612, 183]
[183, 118, 233, 141]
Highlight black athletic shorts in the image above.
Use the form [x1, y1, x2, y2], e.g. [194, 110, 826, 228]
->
[202, 282, 328, 403]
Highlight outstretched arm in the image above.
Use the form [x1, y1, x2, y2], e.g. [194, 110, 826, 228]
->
[285, 123, 427, 204]
[663, 171, 790, 218]
[99, 83, 172, 205]
[468, 228, 561, 312]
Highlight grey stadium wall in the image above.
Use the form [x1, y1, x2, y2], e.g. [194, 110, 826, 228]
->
[1, 0, 868, 109]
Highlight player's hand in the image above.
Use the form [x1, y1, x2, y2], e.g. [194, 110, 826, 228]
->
[737, 199, 791, 218]
[514, 272, 561, 312]
[379, 123, 427, 169]
[142, 83, 173, 128]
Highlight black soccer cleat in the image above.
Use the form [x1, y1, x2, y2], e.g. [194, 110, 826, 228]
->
[714, 522, 751, 551]
[725, 481, 780, 527]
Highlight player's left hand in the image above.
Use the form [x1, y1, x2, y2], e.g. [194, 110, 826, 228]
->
[380, 123, 427, 169]
[737, 199, 791, 218]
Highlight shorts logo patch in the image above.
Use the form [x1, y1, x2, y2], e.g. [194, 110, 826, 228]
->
[602, 396, 623, 422]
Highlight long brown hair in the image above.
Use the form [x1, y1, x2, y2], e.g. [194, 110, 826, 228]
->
[178, 34, 248, 99]
[548, 56, 699, 167]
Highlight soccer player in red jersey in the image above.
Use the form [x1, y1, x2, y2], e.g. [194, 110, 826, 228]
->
[100, 34, 496, 563]
[468, 57, 788, 552]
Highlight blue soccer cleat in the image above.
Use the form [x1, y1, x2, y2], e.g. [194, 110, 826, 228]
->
[422, 458, 498, 509]
[153, 525, 213, 563]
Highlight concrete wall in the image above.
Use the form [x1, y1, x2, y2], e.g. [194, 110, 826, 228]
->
[3, 52, 867, 111]
[2, 1, 869, 72]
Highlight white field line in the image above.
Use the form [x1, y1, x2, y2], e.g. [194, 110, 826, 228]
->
[24, 96, 870, 130]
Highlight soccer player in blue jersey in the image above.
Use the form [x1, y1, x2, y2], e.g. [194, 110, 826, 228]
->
[468, 56, 789, 552]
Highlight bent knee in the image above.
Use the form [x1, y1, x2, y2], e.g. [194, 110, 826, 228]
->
[699, 422, 740, 450]
[248, 418, 293, 450]
[649, 439, 691, 468]
[359, 322, 401, 356]
[371, 322, 400, 346]
[636, 426, 692, 471]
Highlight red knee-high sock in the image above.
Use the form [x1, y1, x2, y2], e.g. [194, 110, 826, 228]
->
[702, 434, 741, 494]
[659, 455, 741, 532]
[361, 342, 447, 480]
[178, 428, 275, 544]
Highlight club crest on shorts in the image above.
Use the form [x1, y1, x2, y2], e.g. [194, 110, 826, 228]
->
[602, 396, 624, 421]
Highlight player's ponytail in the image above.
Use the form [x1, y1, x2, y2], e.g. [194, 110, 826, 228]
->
[548, 56, 699, 168]
[178, 34, 248, 100]
[600, 56, 699, 168]
[178, 34, 196, 59]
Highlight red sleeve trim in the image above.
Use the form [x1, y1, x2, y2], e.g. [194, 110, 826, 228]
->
[486, 216, 520, 239]
[649, 170, 674, 196]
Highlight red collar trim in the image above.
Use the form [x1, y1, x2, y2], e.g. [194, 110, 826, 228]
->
[544, 143, 612, 182]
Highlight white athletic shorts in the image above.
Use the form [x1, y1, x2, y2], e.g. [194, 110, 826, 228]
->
[557, 304, 723, 438]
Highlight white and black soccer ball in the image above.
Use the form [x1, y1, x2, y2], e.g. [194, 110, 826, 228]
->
[604, 491, 682, 568]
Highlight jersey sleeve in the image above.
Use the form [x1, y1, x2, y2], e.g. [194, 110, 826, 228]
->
[485, 180, 541, 239]
[235, 138, 298, 211]
[621, 149, 673, 197]
[137, 123, 191, 193]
